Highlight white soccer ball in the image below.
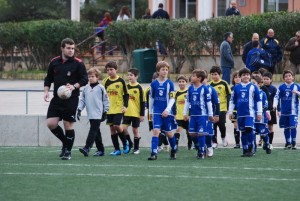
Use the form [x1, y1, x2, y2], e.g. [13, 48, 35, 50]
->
[57, 85, 72, 100]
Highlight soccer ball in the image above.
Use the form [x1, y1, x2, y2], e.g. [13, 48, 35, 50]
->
[57, 85, 72, 100]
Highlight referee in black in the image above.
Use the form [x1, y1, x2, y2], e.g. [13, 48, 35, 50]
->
[44, 38, 88, 160]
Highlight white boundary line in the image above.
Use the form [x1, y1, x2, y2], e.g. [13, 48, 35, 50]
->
[0, 172, 297, 181]
[1, 162, 299, 172]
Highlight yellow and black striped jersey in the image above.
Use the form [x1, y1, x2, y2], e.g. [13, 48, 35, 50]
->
[102, 75, 128, 114]
[209, 79, 231, 112]
[175, 89, 188, 120]
[124, 82, 145, 118]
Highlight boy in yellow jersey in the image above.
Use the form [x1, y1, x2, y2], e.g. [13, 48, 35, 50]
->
[102, 61, 129, 156]
[174, 75, 193, 150]
[122, 68, 145, 154]
[209, 66, 231, 148]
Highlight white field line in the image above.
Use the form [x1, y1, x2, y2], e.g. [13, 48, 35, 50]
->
[1, 162, 300, 172]
[0, 172, 298, 181]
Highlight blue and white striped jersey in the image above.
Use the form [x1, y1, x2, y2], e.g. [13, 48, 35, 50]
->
[254, 90, 268, 123]
[273, 82, 300, 116]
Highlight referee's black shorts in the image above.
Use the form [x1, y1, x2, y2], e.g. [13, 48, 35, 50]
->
[47, 96, 78, 122]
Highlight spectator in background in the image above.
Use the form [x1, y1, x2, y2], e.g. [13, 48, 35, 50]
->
[117, 6, 131, 21]
[242, 33, 260, 65]
[260, 29, 283, 74]
[142, 8, 151, 19]
[285, 31, 300, 74]
[98, 12, 113, 58]
[220, 32, 234, 83]
[226, 1, 240, 16]
[152, 3, 169, 56]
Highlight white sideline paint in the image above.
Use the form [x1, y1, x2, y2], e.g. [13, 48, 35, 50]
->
[1, 163, 299, 172]
[0, 172, 297, 181]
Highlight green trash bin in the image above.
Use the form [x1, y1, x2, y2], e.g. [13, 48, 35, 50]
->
[133, 48, 157, 83]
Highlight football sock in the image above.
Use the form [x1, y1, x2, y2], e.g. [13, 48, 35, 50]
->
[197, 135, 206, 154]
[284, 128, 291, 144]
[65, 129, 75, 152]
[117, 131, 127, 147]
[174, 132, 180, 145]
[234, 128, 240, 144]
[219, 123, 226, 138]
[246, 131, 254, 152]
[206, 135, 212, 148]
[126, 134, 133, 147]
[50, 126, 66, 146]
[262, 134, 269, 145]
[268, 132, 274, 144]
[111, 134, 120, 150]
[168, 135, 177, 151]
[291, 128, 297, 145]
[158, 133, 163, 146]
[187, 132, 192, 146]
[163, 133, 169, 145]
[241, 132, 249, 152]
[151, 136, 159, 155]
[134, 137, 141, 150]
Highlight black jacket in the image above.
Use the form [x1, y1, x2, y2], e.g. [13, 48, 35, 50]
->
[285, 37, 300, 65]
[44, 56, 88, 98]
[242, 41, 253, 65]
[225, 7, 240, 16]
[152, 9, 169, 19]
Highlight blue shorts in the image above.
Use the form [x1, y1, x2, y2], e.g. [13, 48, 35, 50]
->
[279, 115, 298, 129]
[189, 116, 208, 135]
[255, 123, 269, 135]
[237, 116, 254, 132]
[153, 114, 178, 132]
[207, 121, 214, 136]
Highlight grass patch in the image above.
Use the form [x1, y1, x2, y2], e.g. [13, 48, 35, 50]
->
[0, 147, 299, 201]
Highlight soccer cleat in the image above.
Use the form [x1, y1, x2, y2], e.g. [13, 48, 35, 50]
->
[233, 144, 240, 149]
[212, 143, 218, 149]
[292, 144, 297, 150]
[207, 147, 214, 157]
[163, 145, 169, 152]
[157, 146, 164, 152]
[59, 147, 66, 157]
[93, 151, 105, 156]
[110, 150, 121, 156]
[79, 147, 89, 157]
[197, 153, 204, 159]
[148, 154, 157, 160]
[266, 145, 272, 154]
[170, 150, 176, 160]
[123, 140, 130, 154]
[284, 144, 292, 150]
[269, 144, 273, 149]
[222, 138, 228, 147]
[61, 151, 71, 160]
[133, 149, 140, 154]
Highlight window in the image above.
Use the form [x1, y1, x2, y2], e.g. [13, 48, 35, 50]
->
[174, 0, 196, 19]
[216, 0, 228, 16]
[264, 0, 288, 12]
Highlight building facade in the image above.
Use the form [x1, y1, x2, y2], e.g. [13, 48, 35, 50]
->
[148, 0, 300, 20]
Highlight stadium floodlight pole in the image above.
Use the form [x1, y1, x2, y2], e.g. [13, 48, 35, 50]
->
[132, 0, 135, 18]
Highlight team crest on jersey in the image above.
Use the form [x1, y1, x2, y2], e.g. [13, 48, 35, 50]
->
[116, 85, 119, 88]
[218, 86, 222, 90]
[193, 95, 197, 101]
[159, 90, 163, 96]
[285, 91, 289, 97]
[261, 128, 265, 133]
[67, 71, 71, 76]
[241, 92, 245, 98]
[134, 90, 137, 94]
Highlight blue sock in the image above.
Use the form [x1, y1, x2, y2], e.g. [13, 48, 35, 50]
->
[206, 135, 212, 148]
[246, 131, 254, 152]
[291, 128, 297, 145]
[151, 136, 159, 155]
[241, 133, 248, 152]
[197, 135, 206, 154]
[284, 129, 291, 144]
[168, 135, 177, 151]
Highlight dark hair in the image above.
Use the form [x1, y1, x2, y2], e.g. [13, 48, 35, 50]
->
[192, 69, 206, 82]
[158, 3, 163, 8]
[61, 38, 75, 48]
[128, 68, 139, 77]
[224, 32, 233, 40]
[231, 71, 239, 85]
[87, 67, 101, 78]
[262, 72, 273, 79]
[119, 6, 131, 18]
[210, 66, 222, 75]
[258, 68, 267, 76]
[252, 40, 259, 48]
[105, 61, 118, 70]
[251, 75, 261, 84]
[239, 67, 251, 77]
[282, 69, 294, 78]
[177, 75, 188, 82]
[251, 71, 261, 76]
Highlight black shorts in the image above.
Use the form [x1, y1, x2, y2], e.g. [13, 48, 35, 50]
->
[122, 116, 140, 128]
[47, 96, 78, 122]
[231, 111, 237, 123]
[218, 111, 227, 124]
[268, 110, 277, 125]
[176, 119, 189, 130]
[106, 113, 123, 126]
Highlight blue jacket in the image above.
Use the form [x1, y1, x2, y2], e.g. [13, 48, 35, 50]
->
[225, 7, 240, 16]
[246, 48, 269, 72]
[260, 36, 282, 64]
